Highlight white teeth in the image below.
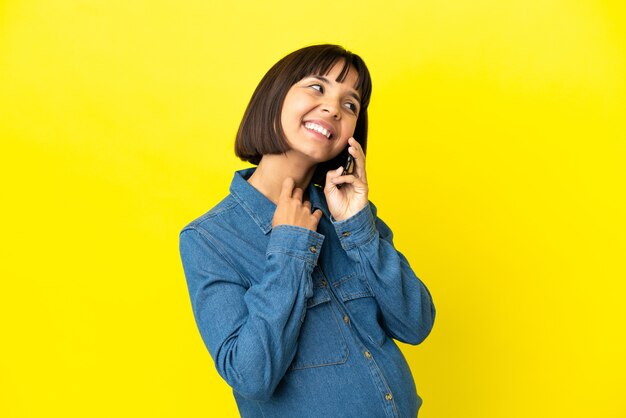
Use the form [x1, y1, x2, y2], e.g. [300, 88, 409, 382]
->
[304, 122, 332, 139]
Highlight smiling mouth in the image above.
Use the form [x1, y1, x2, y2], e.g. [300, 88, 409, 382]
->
[304, 122, 334, 140]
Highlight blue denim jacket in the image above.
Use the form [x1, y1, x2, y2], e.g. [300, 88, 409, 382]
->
[179, 168, 435, 418]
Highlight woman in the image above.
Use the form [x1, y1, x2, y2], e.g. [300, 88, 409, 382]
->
[179, 44, 436, 418]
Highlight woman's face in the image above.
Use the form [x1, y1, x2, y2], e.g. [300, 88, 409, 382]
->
[280, 61, 361, 165]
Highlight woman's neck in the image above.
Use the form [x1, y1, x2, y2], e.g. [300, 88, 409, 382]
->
[247, 154, 316, 204]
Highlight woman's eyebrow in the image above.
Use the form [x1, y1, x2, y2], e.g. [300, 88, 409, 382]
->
[309, 75, 362, 103]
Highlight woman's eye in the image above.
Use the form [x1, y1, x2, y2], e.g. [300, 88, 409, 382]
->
[310, 84, 323, 93]
[345, 102, 358, 113]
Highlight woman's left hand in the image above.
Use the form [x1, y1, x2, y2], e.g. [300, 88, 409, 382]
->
[324, 137, 369, 222]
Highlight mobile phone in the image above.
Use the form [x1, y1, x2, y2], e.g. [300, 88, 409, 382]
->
[336, 153, 354, 189]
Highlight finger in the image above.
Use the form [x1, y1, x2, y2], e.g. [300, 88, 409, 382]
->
[280, 177, 295, 199]
[325, 166, 341, 182]
[331, 174, 364, 187]
[325, 166, 344, 190]
[312, 209, 323, 222]
[292, 187, 304, 202]
[302, 200, 312, 210]
[348, 139, 367, 181]
[348, 136, 362, 151]
[348, 148, 363, 178]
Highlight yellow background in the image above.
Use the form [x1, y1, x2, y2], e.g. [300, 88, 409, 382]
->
[1, 0, 625, 417]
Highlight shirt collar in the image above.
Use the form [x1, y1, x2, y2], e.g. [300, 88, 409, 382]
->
[229, 168, 330, 235]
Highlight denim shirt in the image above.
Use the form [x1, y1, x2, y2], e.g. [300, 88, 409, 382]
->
[179, 168, 435, 418]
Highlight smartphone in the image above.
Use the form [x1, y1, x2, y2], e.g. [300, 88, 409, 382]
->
[336, 153, 354, 189]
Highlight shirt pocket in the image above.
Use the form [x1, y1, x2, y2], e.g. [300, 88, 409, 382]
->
[288, 283, 349, 371]
[334, 275, 387, 347]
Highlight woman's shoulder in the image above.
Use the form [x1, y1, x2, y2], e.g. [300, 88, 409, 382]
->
[181, 194, 240, 234]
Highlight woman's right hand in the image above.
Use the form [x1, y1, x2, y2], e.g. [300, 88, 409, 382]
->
[272, 177, 323, 231]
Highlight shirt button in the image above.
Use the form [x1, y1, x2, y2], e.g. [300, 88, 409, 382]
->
[364, 351, 372, 359]
[342, 231, 351, 237]
[320, 279, 327, 287]
[309, 246, 317, 253]
[343, 315, 349, 324]
[385, 393, 393, 401]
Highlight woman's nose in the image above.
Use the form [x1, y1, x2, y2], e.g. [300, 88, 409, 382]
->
[321, 99, 340, 119]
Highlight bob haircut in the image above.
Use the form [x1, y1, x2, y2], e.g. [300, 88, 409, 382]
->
[235, 44, 372, 186]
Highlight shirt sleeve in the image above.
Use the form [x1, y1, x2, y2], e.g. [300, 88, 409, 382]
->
[179, 224, 324, 401]
[331, 202, 435, 345]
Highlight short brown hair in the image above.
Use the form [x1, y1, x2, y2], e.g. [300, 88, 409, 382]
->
[235, 44, 372, 184]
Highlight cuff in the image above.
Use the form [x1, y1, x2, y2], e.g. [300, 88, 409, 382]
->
[267, 225, 325, 266]
[332, 203, 377, 251]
